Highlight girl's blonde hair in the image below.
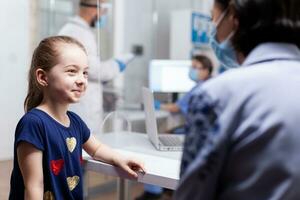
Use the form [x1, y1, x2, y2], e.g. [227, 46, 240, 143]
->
[24, 36, 86, 112]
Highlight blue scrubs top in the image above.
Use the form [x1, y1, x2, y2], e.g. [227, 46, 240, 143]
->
[176, 82, 203, 116]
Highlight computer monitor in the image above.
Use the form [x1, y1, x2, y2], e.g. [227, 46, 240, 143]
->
[149, 59, 195, 93]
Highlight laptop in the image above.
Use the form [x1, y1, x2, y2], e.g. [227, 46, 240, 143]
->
[142, 87, 184, 151]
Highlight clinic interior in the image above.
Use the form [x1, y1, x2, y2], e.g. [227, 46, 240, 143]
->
[0, 0, 219, 199]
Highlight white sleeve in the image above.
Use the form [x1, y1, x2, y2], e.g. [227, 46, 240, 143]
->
[58, 21, 120, 83]
[100, 59, 121, 81]
[88, 53, 120, 82]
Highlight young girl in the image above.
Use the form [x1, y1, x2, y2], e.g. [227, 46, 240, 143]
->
[9, 36, 145, 200]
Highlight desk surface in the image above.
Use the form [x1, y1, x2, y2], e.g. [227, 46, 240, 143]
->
[83, 132, 182, 189]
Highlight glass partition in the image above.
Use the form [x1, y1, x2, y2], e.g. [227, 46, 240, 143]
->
[35, 0, 113, 60]
[33, 0, 216, 108]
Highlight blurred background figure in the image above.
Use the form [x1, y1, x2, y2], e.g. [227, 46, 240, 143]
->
[155, 55, 213, 116]
[58, 0, 134, 134]
[136, 55, 213, 200]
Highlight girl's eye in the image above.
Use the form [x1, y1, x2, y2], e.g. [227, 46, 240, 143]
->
[83, 71, 89, 77]
[67, 69, 76, 74]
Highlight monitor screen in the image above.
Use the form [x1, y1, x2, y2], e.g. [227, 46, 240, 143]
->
[149, 60, 195, 93]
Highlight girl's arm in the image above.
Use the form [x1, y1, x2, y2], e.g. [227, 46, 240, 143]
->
[83, 135, 146, 178]
[17, 142, 44, 200]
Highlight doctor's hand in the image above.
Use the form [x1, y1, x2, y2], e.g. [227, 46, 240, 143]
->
[113, 155, 146, 179]
[115, 53, 135, 72]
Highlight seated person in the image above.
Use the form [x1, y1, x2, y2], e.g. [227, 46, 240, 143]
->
[155, 55, 213, 117]
[135, 55, 213, 200]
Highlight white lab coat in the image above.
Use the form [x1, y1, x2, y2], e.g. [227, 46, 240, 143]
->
[58, 16, 120, 134]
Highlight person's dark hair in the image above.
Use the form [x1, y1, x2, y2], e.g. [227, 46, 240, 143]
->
[80, 0, 98, 7]
[231, 0, 300, 56]
[192, 55, 213, 75]
[215, 0, 231, 10]
[24, 36, 86, 112]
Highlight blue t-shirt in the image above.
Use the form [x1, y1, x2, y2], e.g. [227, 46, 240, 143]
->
[9, 108, 91, 200]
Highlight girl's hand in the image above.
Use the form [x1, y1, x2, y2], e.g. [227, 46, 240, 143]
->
[83, 136, 146, 178]
[113, 155, 146, 178]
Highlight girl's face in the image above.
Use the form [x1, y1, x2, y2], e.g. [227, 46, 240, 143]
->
[44, 43, 89, 105]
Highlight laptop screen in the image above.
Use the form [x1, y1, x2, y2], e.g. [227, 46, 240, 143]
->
[142, 87, 160, 148]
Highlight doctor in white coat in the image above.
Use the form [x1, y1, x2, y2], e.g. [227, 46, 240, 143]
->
[58, 0, 133, 134]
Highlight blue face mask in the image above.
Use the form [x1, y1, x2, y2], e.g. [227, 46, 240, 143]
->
[188, 68, 199, 82]
[209, 10, 239, 69]
[96, 14, 108, 29]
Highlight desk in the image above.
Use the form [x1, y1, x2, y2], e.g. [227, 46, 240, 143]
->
[83, 132, 182, 199]
[103, 110, 170, 133]
[117, 110, 169, 122]
[103, 110, 184, 133]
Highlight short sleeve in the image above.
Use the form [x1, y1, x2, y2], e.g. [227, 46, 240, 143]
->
[176, 92, 193, 115]
[15, 114, 45, 151]
[176, 84, 201, 116]
[80, 119, 91, 144]
[68, 111, 91, 144]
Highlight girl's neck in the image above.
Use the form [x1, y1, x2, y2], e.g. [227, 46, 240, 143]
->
[37, 100, 70, 126]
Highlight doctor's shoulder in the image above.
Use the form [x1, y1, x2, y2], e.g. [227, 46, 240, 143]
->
[202, 66, 264, 91]
[187, 67, 256, 108]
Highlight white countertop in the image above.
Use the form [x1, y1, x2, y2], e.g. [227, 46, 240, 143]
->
[83, 132, 182, 189]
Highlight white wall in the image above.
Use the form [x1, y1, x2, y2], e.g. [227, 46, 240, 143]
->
[119, 0, 218, 104]
[121, 0, 155, 103]
[153, 0, 193, 59]
[120, 0, 196, 104]
[0, 1, 30, 160]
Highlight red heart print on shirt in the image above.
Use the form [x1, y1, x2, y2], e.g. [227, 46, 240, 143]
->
[80, 156, 83, 165]
[50, 159, 64, 176]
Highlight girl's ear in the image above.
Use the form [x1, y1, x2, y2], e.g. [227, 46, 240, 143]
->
[36, 68, 48, 87]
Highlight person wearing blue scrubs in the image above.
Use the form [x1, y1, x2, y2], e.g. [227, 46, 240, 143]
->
[135, 55, 213, 200]
[155, 55, 213, 117]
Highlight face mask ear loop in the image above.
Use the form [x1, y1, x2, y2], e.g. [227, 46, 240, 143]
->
[214, 8, 235, 45]
[215, 8, 229, 28]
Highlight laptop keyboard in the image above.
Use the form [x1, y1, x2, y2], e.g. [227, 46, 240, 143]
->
[159, 135, 183, 146]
